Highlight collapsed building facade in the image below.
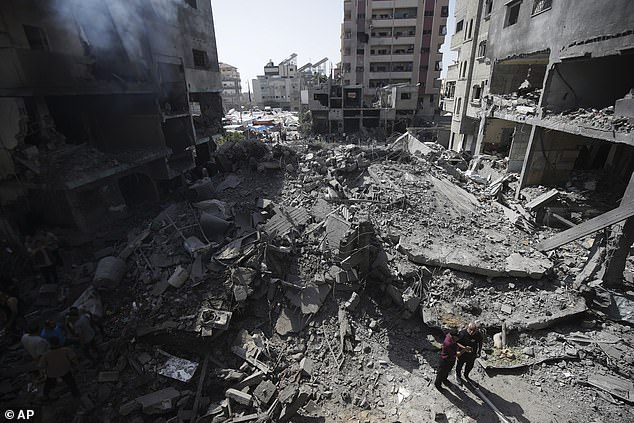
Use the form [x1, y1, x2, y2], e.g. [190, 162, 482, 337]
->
[443, 0, 634, 189]
[0, 0, 224, 234]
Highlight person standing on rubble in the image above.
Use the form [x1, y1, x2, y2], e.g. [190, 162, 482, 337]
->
[65, 308, 98, 361]
[39, 336, 80, 400]
[26, 231, 60, 285]
[456, 321, 483, 386]
[434, 329, 470, 392]
[21, 323, 50, 361]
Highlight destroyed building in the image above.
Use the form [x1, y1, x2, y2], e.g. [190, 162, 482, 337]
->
[2, 2, 634, 423]
[0, 0, 224, 233]
[443, 0, 634, 191]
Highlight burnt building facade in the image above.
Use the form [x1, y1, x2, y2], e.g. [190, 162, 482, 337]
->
[0, 0, 223, 233]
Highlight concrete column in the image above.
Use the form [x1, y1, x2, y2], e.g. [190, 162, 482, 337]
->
[603, 171, 634, 287]
[515, 125, 538, 199]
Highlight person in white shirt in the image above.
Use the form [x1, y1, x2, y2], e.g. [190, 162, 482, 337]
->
[66, 308, 98, 361]
[21, 324, 50, 360]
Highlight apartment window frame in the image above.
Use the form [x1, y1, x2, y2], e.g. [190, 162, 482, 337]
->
[504, 0, 522, 27]
[471, 84, 482, 102]
[531, 0, 552, 16]
[23, 24, 50, 51]
[477, 40, 487, 58]
[484, 0, 493, 19]
[455, 20, 464, 33]
[400, 92, 411, 100]
[441, 6, 449, 17]
[439, 25, 447, 36]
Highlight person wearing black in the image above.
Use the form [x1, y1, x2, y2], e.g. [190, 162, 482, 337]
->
[456, 321, 483, 385]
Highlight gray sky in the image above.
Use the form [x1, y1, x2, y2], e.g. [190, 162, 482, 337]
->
[212, 0, 456, 92]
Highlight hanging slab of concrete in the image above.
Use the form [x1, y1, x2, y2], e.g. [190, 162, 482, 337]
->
[399, 239, 553, 279]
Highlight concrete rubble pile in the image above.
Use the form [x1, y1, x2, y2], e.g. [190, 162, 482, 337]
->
[5, 133, 633, 422]
[544, 106, 634, 133]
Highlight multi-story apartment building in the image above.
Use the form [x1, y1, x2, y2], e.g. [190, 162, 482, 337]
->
[0, 0, 223, 233]
[442, 0, 491, 154]
[252, 54, 301, 111]
[477, 0, 633, 192]
[220, 62, 243, 111]
[341, 0, 449, 121]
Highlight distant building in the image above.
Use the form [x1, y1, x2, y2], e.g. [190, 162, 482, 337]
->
[0, 0, 223, 232]
[340, 0, 449, 122]
[220, 62, 242, 111]
[441, 0, 491, 153]
[252, 55, 301, 111]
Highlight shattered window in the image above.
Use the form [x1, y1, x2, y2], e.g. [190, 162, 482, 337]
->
[532, 0, 552, 15]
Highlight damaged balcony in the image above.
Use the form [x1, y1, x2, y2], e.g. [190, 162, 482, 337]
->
[485, 51, 549, 123]
[537, 52, 634, 146]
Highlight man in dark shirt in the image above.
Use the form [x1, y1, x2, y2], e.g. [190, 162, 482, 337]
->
[456, 321, 483, 385]
[434, 329, 464, 392]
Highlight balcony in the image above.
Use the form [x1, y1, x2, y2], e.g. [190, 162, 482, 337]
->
[372, 0, 418, 8]
[368, 71, 413, 80]
[371, 36, 415, 45]
[369, 53, 414, 62]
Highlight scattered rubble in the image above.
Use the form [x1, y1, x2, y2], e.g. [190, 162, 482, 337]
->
[2, 132, 633, 423]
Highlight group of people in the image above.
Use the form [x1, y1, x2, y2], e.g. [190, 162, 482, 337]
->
[435, 321, 484, 392]
[20, 308, 101, 400]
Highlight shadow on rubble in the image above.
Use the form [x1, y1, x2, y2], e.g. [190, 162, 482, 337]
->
[467, 383, 529, 423]
[439, 381, 500, 422]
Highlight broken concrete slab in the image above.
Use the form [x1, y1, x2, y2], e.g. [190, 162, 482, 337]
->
[507, 297, 588, 331]
[279, 386, 311, 423]
[300, 282, 330, 314]
[505, 253, 553, 279]
[400, 238, 553, 279]
[225, 388, 252, 406]
[167, 265, 189, 288]
[135, 387, 180, 415]
[426, 174, 480, 217]
[300, 357, 314, 377]
[275, 307, 305, 336]
[253, 380, 276, 406]
[586, 373, 634, 403]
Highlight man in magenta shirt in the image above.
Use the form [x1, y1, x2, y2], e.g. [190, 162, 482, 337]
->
[435, 329, 470, 391]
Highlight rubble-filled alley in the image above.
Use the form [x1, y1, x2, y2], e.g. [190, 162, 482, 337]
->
[2, 133, 633, 423]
